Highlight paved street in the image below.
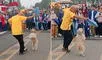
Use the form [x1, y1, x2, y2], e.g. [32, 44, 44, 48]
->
[0, 31, 29, 53]
[52, 37, 102, 60]
[0, 31, 102, 60]
[0, 31, 50, 60]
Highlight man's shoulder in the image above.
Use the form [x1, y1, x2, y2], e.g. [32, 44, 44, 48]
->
[63, 8, 69, 10]
[11, 15, 18, 18]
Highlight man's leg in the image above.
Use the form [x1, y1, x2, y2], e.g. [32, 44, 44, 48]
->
[13, 35, 25, 54]
[63, 30, 73, 50]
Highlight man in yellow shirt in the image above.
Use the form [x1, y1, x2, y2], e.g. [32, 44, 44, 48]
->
[60, 5, 88, 52]
[8, 9, 34, 55]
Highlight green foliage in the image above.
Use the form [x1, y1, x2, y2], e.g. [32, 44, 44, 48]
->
[35, 0, 51, 9]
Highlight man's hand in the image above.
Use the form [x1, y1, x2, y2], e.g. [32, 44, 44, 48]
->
[83, 17, 88, 20]
[75, 15, 88, 20]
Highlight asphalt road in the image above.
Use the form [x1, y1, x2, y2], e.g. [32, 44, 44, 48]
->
[10, 31, 50, 60]
[0, 31, 50, 60]
[52, 37, 102, 60]
[0, 31, 29, 53]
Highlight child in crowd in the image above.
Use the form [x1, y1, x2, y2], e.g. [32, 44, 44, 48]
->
[50, 10, 58, 38]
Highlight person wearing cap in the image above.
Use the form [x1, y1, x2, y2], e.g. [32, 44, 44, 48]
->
[8, 9, 34, 55]
[60, 5, 88, 52]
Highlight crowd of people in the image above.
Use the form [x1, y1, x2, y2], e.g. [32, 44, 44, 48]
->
[25, 8, 51, 31]
[0, 7, 51, 33]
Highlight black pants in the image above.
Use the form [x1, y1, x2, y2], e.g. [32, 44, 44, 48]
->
[43, 23, 48, 30]
[47, 21, 51, 29]
[38, 22, 42, 30]
[26, 22, 32, 30]
[96, 23, 102, 35]
[63, 30, 73, 49]
[58, 25, 63, 35]
[13, 35, 25, 53]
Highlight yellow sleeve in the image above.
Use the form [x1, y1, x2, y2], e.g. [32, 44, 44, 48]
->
[8, 18, 12, 24]
[20, 16, 27, 21]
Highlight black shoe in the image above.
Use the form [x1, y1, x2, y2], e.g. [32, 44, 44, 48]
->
[62, 48, 67, 52]
[19, 48, 27, 55]
[62, 48, 66, 51]
[19, 52, 26, 55]
[62, 48, 71, 53]
[66, 49, 71, 53]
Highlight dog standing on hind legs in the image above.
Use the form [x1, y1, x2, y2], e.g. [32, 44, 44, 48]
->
[68, 28, 86, 57]
[29, 29, 38, 51]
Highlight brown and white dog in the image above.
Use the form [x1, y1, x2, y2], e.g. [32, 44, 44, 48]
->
[68, 28, 86, 56]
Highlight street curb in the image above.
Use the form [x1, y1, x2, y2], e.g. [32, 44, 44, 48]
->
[0, 31, 7, 35]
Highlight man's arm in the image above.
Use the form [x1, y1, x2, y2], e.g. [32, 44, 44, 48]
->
[26, 14, 35, 20]
[74, 15, 88, 20]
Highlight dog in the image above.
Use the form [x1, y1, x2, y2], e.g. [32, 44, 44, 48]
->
[68, 28, 86, 56]
[29, 29, 38, 51]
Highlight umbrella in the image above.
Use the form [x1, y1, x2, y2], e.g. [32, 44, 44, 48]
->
[8, 2, 19, 6]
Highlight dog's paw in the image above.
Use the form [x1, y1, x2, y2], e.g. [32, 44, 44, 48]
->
[79, 54, 85, 57]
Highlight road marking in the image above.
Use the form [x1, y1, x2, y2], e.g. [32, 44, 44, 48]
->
[52, 44, 67, 60]
[47, 51, 52, 60]
[0, 35, 30, 60]
[53, 44, 63, 52]
[0, 42, 19, 57]
[100, 54, 102, 60]
[5, 38, 30, 60]
[47, 34, 52, 60]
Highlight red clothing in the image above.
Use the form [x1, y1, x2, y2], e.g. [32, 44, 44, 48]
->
[82, 6, 88, 17]
[0, 15, 6, 27]
[82, 9, 88, 17]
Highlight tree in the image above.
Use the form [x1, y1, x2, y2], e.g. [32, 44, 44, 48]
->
[35, 0, 51, 9]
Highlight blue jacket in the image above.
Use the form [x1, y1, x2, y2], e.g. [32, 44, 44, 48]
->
[88, 10, 97, 22]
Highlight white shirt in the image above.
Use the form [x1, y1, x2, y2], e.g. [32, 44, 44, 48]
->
[50, 13, 57, 25]
[95, 12, 102, 23]
[91, 10, 94, 20]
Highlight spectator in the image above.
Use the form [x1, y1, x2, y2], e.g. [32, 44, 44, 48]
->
[88, 5, 98, 36]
